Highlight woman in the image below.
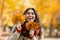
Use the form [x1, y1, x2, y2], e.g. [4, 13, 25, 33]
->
[8, 8, 43, 40]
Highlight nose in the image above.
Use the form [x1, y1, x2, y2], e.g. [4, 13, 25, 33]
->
[29, 13, 31, 15]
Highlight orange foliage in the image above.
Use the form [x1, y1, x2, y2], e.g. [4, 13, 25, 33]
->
[25, 21, 39, 30]
[12, 14, 25, 24]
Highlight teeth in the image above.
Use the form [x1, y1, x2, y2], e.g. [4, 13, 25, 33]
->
[29, 16, 32, 18]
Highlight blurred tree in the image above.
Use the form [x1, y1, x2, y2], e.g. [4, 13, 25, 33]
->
[49, 9, 60, 37]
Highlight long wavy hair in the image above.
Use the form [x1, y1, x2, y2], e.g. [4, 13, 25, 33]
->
[23, 8, 42, 37]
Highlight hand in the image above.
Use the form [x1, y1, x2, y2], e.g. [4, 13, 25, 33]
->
[29, 29, 35, 39]
[29, 29, 34, 35]
[16, 25, 22, 30]
[16, 23, 22, 33]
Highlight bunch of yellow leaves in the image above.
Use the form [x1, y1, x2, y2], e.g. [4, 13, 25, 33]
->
[25, 21, 39, 30]
[12, 14, 25, 24]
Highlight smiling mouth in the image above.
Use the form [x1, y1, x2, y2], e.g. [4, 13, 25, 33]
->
[27, 18, 35, 21]
[28, 16, 34, 19]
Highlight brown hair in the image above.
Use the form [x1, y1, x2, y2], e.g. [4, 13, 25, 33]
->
[23, 8, 42, 37]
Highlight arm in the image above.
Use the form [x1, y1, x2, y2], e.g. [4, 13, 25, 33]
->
[10, 25, 16, 35]
[38, 27, 44, 40]
[8, 24, 22, 40]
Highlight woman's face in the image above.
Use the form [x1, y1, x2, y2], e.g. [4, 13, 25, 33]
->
[25, 9, 35, 21]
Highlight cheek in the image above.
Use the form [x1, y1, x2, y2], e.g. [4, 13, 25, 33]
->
[32, 15, 35, 19]
[25, 15, 29, 18]
[34, 15, 35, 18]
